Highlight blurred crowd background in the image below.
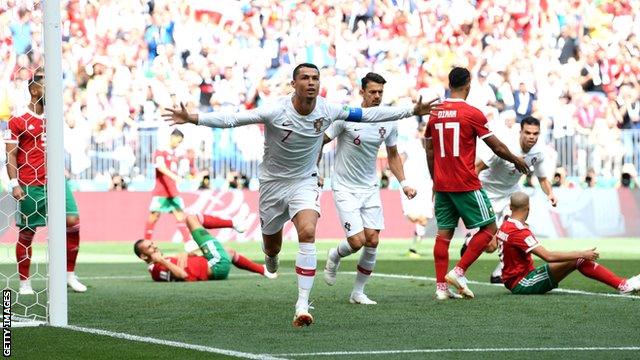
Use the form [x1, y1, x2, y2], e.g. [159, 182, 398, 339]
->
[1, 0, 639, 191]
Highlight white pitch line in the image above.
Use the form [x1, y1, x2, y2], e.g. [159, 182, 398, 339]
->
[63, 325, 287, 360]
[274, 346, 640, 357]
[357, 272, 640, 300]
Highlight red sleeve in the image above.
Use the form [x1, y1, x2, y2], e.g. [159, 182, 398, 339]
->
[470, 109, 492, 139]
[154, 150, 167, 167]
[5, 117, 21, 143]
[149, 262, 172, 282]
[509, 229, 540, 253]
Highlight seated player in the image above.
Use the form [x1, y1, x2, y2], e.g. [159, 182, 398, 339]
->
[134, 215, 276, 281]
[488, 192, 640, 295]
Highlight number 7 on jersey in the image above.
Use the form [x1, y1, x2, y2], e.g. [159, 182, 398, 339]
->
[434, 122, 460, 157]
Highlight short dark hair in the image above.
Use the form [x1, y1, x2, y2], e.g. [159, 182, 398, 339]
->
[28, 72, 44, 90]
[521, 116, 541, 128]
[448, 67, 471, 89]
[292, 63, 319, 80]
[361, 72, 386, 90]
[133, 239, 145, 258]
[171, 128, 184, 138]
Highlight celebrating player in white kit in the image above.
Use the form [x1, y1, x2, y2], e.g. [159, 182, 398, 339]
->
[163, 63, 440, 327]
[321, 72, 417, 305]
[470, 116, 557, 283]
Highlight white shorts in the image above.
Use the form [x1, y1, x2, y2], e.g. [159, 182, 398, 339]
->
[333, 189, 384, 238]
[259, 177, 321, 235]
[400, 183, 433, 219]
[486, 188, 518, 226]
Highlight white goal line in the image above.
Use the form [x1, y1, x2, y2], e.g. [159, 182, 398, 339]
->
[63, 325, 286, 360]
[272, 346, 640, 357]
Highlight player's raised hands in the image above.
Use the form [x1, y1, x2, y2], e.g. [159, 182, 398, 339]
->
[412, 96, 441, 117]
[163, 102, 197, 125]
[581, 248, 599, 261]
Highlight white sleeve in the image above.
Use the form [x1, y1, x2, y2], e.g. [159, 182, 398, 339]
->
[360, 106, 414, 123]
[533, 156, 547, 178]
[325, 120, 345, 140]
[477, 142, 497, 166]
[329, 103, 414, 123]
[385, 124, 398, 147]
[198, 106, 270, 128]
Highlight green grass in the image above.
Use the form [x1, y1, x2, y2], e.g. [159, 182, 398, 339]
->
[7, 240, 640, 359]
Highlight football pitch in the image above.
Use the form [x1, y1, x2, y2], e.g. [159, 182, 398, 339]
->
[8, 238, 640, 359]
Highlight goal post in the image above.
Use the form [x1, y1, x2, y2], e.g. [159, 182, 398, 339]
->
[42, 0, 68, 327]
[0, 0, 67, 328]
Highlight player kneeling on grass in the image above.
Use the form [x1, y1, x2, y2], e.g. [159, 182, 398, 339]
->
[134, 215, 276, 282]
[486, 192, 640, 295]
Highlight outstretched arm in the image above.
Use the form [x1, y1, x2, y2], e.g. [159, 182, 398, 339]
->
[163, 103, 264, 128]
[337, 96, 441, 123]
[531, 245, 599, 263]
[483, 136, 530, 174]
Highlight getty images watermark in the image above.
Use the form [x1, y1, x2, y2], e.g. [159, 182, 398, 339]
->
[2, 289, 10, 357]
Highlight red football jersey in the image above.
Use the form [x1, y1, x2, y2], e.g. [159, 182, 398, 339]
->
[148, 255, 210, 282]
[152, 149, 181, 197]
[5, 111, 47, 186]
[498, 218, 540, 290]
[425, 99, 493, 192]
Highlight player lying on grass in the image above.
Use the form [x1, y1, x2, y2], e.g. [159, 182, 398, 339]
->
[134, 215, 276, 281]
[486, 192, 640, 295]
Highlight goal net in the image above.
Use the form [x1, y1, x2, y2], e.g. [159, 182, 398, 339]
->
[0, 0, 67, 327]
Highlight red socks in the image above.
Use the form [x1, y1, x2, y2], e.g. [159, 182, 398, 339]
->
[232, 253, 266, 275]
[66, 223, 81, 272]
[433, 235, 451, 283]
[197, 214, 233, 229]
[16, 230, 35, 280]
[457, 229, 494, 271]
[143, 220, 155, 240]
[577, 258, 624, 289]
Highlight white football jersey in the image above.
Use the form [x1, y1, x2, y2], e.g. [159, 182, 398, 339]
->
[398, 136, 431, 183]
[479, 140, 547, 196]
[198, 96, 413, 181]
[326, 120, 397, 192]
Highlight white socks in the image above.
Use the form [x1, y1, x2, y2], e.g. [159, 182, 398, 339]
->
[295, 242, 316, 309]
[331, 240, 355, 263]
[353, 246, 377, 294]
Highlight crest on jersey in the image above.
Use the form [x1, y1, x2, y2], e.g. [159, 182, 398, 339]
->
[379, 127, 386, 139]
[531, 157, 538, 166]
[313, 118, 325, 133]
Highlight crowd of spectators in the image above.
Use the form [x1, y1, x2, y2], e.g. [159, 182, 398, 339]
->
[1, 0, 640, 189]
